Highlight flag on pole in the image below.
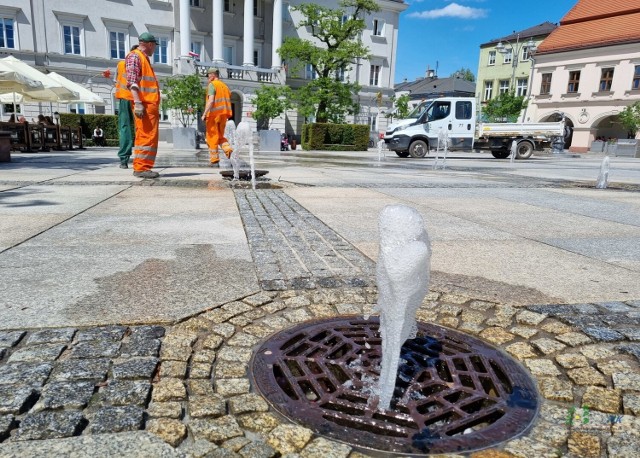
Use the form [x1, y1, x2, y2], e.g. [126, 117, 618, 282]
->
[188, 51, 200, 59]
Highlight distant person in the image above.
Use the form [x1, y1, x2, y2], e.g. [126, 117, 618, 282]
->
[93, 127, 106, 146]
[37, 114, 47, 125]
[44, 116, 54, 125]
[126, 32, 160, 178]
[17, 115, 26, 123]
[8, 114, 16, 123]
[115, 44, 138, 169]
[201, 68, 233, 166]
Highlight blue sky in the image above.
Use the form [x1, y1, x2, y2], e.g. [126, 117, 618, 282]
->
[395, 0, 577, 83]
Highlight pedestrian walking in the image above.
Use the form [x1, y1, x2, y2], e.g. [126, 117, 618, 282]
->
[114, 44, 138, 168]
[126, 33, 160, 178]
[201, 68, 233, 166]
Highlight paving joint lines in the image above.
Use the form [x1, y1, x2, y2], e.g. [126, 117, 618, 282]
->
[1, 291, 639, 456]
[235, 189, 376, 291]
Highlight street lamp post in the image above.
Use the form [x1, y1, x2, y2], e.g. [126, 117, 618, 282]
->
[495, 34, 537, 93]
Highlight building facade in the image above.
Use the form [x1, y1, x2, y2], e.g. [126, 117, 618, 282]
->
[475, 22, 556, 119]
[526, 0, 640, 152]
[0, 0, 406, 140]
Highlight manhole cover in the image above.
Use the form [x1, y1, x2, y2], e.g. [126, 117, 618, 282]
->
[251, 316, 538, 455]
[220, 169, 269, 180]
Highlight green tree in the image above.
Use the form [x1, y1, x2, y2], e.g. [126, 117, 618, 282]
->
[450, 67, 475, 82]
[391, 94, 410, 119]
[482, 92, 527, 122]
[278, 0, 379, 123]
[618, 101, 640, 136]
[253, 84, 293, 129]
[162, 74, 205, 127]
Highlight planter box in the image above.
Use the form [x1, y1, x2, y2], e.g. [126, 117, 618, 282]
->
[172, 127, 197, 150]
[259, 129, 281, 152]
[615, 139, 640, 158]
[590, 140, 605, 153]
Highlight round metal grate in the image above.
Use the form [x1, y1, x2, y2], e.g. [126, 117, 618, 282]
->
[251, 316, 538, 455]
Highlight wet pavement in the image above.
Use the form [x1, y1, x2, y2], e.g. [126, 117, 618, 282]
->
[0, 145, 639, 457]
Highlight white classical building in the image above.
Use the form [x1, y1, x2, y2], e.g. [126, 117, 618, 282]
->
[0, 0, 406, 140]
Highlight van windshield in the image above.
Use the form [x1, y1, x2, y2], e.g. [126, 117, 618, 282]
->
[408, 102, 431, 119]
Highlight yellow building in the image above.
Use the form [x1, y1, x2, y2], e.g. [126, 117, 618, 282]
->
[475, 22, 556, 119]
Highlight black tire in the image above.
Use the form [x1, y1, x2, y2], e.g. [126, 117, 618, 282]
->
[395, 151, 410, 158]
[516, 141, 534, 159]
[491, 150, 510, 159]
[409, 139, 429, 158]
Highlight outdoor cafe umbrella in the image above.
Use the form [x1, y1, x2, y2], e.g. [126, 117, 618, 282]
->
[47, 72, 106, 106]
[0, 56, 76, 103]
[0, 68, 44, 116]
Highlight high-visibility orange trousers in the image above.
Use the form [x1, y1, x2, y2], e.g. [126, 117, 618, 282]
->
[205, 115, 232, 163]
[132, 102, 159, 172]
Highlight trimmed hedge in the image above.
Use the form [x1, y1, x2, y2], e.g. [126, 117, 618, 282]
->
[60, 113, 119, 142]
[301, 123, 369, 151]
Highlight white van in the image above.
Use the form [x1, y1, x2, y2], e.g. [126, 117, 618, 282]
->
[387, 97, 476, 157]
[383, 101, 430, 142]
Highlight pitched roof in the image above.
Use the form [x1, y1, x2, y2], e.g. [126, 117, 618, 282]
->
[481, 22, 557, 47]
[394, 76, 475, 98]
[536, 0, 640, 54]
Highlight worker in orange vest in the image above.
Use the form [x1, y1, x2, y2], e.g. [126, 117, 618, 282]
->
[201, 68, 233, 166]
[115, 45, 138, 169]
[125, 32, 160, 178]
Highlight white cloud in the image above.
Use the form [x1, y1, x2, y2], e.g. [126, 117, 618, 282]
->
[408, 2, 488, 20]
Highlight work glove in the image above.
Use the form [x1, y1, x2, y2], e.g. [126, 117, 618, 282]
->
[134, 102, 145, 118]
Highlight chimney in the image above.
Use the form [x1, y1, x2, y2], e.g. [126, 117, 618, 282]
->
[426, 66, 436, 79]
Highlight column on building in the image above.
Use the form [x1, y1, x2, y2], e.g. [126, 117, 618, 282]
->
[179, 0, 191, 57]
[212, 0, 224, 63]
[271, 0, 282, 69]
[243, 0, 254, 66]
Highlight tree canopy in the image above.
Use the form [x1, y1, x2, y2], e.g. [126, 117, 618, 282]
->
[163, 74, 204, 127]
[618, 101, 640, 136]
[450, 67, 475, 82]
[278, 0, 379, 123]
[390, 94, 410, 119]
[253, 85, 293, 129]
[482, 92, 527, 123]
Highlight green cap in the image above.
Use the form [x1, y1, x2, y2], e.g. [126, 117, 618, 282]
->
[138, 32, 158, 44]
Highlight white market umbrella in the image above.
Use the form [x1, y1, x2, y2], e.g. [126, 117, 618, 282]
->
[0, 69, 44, 116]
[47, 72, 106, 105]
[0, 56, 77, 102]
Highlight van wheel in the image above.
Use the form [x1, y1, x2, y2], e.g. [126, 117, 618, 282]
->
[491, 150, 510, 159]
[409, 140, 429, 158]
[395, 151, 410, 158]
[516, 141, 534, 159]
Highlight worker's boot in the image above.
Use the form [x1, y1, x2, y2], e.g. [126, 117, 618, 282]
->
[221, 142, 233, 159]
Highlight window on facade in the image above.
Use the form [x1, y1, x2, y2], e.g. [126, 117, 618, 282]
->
[483, 81, 493, 100]
[567, 70, 580, 93]
[633, 65, 640, 90]
[223, 46, 233, 65]
[540, 73, 552, 94]
[254, 0, 264, 17]
[336, 67, 346, 82]
[305, 64, 316, 80]
[488, 51, 495, 66]
[68, 102, 85, 114]
[521, 46, 533, 61]
[599, 68, 614, 92]
[370, 65, 380, 86]
[516, 78, 528, 96]
[191, 41, 202, 61]
[340, 14, 348, 25]
[189, 0, 201, 7]
[224, 0, 231, 12]
[253, 50, 261, 67]
[62, 24, 82, 55]
[372, 19, 384, 36]
[499, 80, 509, 94]
[369, 115, 377, 132]
[503, 49, 512, 64]
[0, 17, 15, 49]
[109, 31, 126, 59]
[153, 36, 169, 65]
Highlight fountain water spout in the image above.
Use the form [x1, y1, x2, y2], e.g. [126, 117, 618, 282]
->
[374, 204, 431, 410]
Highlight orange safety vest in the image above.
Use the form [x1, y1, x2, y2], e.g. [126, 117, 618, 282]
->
[114, 60, 132, 100]
[205, 80, 232, 118]
[131, 48, 159, 104]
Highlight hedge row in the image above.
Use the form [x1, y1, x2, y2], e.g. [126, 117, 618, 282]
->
[301, 123, 369, 151]
[60, 113, 119, 141]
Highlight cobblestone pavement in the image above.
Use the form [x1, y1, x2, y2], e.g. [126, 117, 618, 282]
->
[1, 288, 639, 457]
[235, 190, 376, 291]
